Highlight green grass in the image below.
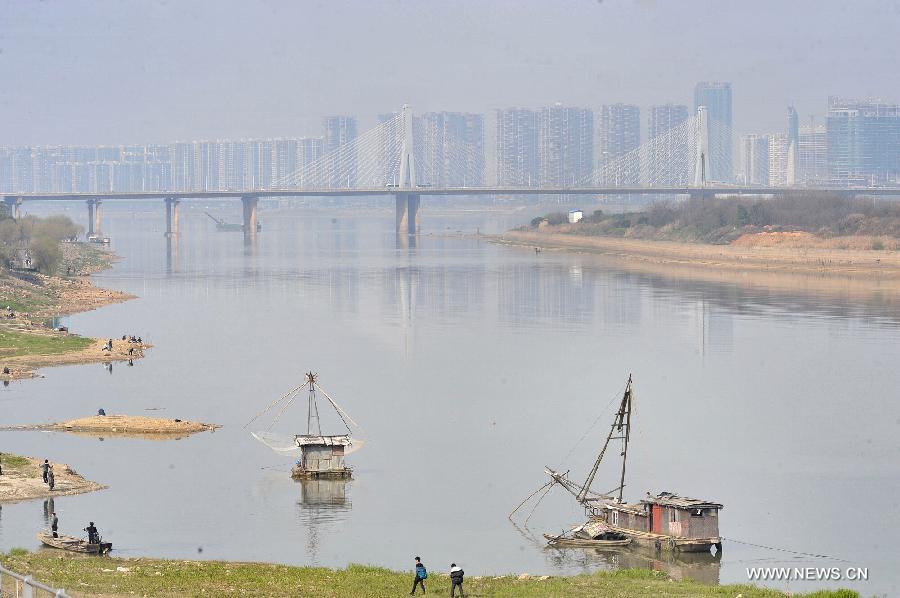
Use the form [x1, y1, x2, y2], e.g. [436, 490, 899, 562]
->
[0, 453, 30, 469]
[0, 552, 857, 598]
[0, 327, 92, 358]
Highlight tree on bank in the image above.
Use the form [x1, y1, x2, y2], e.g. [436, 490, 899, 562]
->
[0, 212, 82, 275]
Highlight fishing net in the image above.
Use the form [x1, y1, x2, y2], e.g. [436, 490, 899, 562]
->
[251, 432, 365, 456]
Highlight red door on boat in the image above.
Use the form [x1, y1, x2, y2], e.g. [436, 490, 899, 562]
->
[651, 504, 663, 533]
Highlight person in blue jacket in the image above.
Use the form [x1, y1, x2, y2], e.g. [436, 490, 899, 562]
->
[410, 555, 427, 595]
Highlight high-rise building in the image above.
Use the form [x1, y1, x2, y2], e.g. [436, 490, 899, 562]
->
[323, 115, 358, 188]
[648, 104, 689, 186]
[827, 97, 900, 186]
[798, 120, 827, 185]
[418, 112, 484, 187]
[536, 104, 593, 187]
[597, 104, 639, 185]
[740, 134, 769, 185]
[495, 108, 538, 187]
[694, 82, 733, 182]
[787, 106, 799, 181]
[767, 134, 793, 187]
[649, 104, 689, 139]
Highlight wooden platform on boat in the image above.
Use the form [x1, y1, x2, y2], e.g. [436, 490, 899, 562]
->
[543, 533, 631, 548]
[38, 532, 112, 554]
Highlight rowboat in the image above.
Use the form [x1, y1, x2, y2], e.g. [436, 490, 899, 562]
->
[37, 532, 112, 554]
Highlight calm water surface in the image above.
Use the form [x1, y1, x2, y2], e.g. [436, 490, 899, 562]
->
[1, 200, 898, 595]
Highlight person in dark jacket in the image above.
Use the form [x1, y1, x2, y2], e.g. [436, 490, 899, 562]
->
[50, 512, 59, 538]
[84, 522, 99, 544]
[449, 563, 464, 597]
[410, 556, 427, 595]
[41, 459, 50, 483]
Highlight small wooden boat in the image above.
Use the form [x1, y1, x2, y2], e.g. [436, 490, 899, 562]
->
[38, 532, 112, 554]
[543, 533, 632, 548]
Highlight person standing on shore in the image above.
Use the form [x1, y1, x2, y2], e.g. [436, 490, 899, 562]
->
[410, 556, 427, 595]
[449, 563, 465, 597]
[50, 511, 58, 538]
[41, 459, 50, 483]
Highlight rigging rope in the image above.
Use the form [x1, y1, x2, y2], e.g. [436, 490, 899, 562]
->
[720, 537, 849, 563]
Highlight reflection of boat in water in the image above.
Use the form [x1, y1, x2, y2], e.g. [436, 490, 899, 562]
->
[38, 532, 111, 554]
[543, 538, 722, 585]
[248, 371, 362, 479]
[516, 375, 724, 555]
[297, 478, 352, 564]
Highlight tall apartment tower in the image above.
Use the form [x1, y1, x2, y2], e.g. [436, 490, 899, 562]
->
[323, 115, 358, 188]
[648, 104, 689, 185]
[740, 134, 769, 185]
[767, 134, 793, 187]
[694, 82, 733, 182]
[537, 104, 593, 187]
[597, 104, 640, 185]
[798, 119, 827, 185]
[418, 112, 485, 187]
[495, 108, 539, 187]
[827, 97, 900, 186]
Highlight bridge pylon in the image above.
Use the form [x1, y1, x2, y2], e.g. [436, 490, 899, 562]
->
[396, 104, 420, 235]
[692, 106, 710, 188]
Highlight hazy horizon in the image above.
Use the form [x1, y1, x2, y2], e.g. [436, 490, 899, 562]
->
[1, 0, 899, 146]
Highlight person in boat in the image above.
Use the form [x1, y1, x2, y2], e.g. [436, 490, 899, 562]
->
[41, 459, 50, 483]
[449, 563, 465, 597]
[51, 511, 59, 538]
[410, 556, 427, 595]
[84, 522, 99, 544]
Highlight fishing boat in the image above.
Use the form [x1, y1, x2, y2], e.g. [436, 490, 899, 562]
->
[37, 532, 112, 554]
[205, 212, 261, 232]
[247, 372, 361, 479]
[516, 375, 723, 554]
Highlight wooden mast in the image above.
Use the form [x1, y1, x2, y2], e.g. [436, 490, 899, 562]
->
[577, 374, 634, 504]
[306, 371, 321, 436]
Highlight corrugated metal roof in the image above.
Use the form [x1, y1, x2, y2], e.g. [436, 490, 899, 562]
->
[294, 434, 352, 447]
[641, 491, 723, 509]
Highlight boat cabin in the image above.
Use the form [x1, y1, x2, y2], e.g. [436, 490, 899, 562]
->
[292, 434, 352, 479]
[604, 491, 722, 539]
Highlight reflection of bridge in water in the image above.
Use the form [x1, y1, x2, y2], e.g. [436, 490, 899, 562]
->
[6, 105, 900, 243]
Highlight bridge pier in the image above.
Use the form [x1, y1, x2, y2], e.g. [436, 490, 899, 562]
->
[86, 200, 96, 236]
[395, 193, 420, 235]
[241, 195, 258, 238]
[164, 197, 180, 237]
[3, 197, 22, 219]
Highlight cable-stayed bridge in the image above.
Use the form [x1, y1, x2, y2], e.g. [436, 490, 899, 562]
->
[5, 105, 900, 237]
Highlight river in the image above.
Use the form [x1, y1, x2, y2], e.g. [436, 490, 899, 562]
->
[2, 200, 898, 595]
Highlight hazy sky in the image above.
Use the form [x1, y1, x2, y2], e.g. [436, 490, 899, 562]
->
[2, 0, 899, 146]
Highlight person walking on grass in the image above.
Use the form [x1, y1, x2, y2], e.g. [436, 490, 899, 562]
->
[410, 556, 427, 595]
[449, 563, 465, 597]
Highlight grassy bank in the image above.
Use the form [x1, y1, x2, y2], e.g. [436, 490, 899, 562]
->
[0, 243, 138, 379]
[0, 552, 857, 598]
